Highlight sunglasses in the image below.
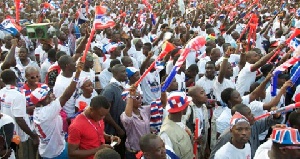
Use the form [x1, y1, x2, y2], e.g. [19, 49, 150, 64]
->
[30, 75, 39, 79]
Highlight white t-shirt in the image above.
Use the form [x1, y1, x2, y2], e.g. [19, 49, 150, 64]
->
[127, 47, 142, 60]
[175, 72, 186, 92]
[0, 85, 30, 142]
[53, 73, 76, 117]
[196, 76, 215, 96]
[58, 44, 70, 56]
[102, 57, 121, 70]
[236, 62, 256, 96]
[99, 68, 113, 88]
[215, 142, 251, 159]
[216, 107, 232, 134]
[264, 86, 285, 108]
[165, 60, 173, 75]
[75, 90, 98, 110]
[14, 58, 40, 82]
[141, 70, 161, 105]
[197, 56, 211, 74]
[34, 45, 47, 64]
[0, 114, 16, 159]
[253, 139, 272, 159]
[213, 78, 235, 102]
[33, 99, 65, 158]
[40, 59, 53, 83]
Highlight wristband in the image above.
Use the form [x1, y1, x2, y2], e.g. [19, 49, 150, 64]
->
[223, 57, 229, 60]
[73, 78, 79, 82]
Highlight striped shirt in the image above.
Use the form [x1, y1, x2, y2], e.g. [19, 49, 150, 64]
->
[149, 99, 163, 134]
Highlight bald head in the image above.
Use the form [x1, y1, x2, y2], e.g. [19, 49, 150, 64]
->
[246, 51, 257, 60]
[188, 86, 203, 97]
[25, 66, 39, 76]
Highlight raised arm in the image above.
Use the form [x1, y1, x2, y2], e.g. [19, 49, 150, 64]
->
[59, 62, 83, 107]
[250, 44, 285, 72]
[1, 39, 17, 70]
[263, 80, 293, 111]
[218, 47, 233, 83]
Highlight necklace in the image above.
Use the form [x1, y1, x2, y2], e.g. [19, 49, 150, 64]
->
[83, 112, 101, 144]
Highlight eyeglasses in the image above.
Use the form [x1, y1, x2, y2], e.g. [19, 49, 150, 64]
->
[30, 75, 39, 79]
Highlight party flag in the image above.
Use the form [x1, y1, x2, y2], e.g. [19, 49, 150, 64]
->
[94, 5, 116, 30]
[161, 36, 206, 92]
[161, 41, 176, 54]
[0, 19, 21, 36]
[76, 3, 89, 25]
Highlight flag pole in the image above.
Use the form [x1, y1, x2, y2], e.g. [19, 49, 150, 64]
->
[81, 28, 95, 63]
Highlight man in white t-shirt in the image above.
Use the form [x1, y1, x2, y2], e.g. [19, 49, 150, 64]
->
[99, 59, 121, 89]
[140, 55, 162, 105]
[215, 112, 251, 159]
[236, 45, 284, 96]
[213, 47, 235, 102]
[53, 55, 77, 117]
[0, 69, 39, 159]
[30, 61, 83, 158]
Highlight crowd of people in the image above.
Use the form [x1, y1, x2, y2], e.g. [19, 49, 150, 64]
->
[0, 0, 300, 159]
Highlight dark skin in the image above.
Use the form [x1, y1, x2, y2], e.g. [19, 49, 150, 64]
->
[4, 76, 40, 147]
[24, 69, 40, 114]
[205, 63, 215, 80]
[69, 107, 120, 159]
[0, 114, 12, 159]
[230, 122, 251, 149]
[1, 39, 17, 70]
[104, 66, 127, 137]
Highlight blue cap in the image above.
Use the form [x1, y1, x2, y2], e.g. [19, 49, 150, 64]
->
[126, 67, 139, 79]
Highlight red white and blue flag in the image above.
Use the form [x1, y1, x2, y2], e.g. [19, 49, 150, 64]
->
[94, 5, 115, 30]
[0, 19, 21, 36]
[161, 37, 206, 92]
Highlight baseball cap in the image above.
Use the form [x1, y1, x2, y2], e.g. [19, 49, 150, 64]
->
[126, 67, 139, 79]
[166, 91, 191, 113]
[30, 86, 50, 105]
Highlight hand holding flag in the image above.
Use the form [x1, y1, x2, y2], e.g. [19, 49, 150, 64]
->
[135, 41, 175, 87]
[255, 102, 300, 121]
